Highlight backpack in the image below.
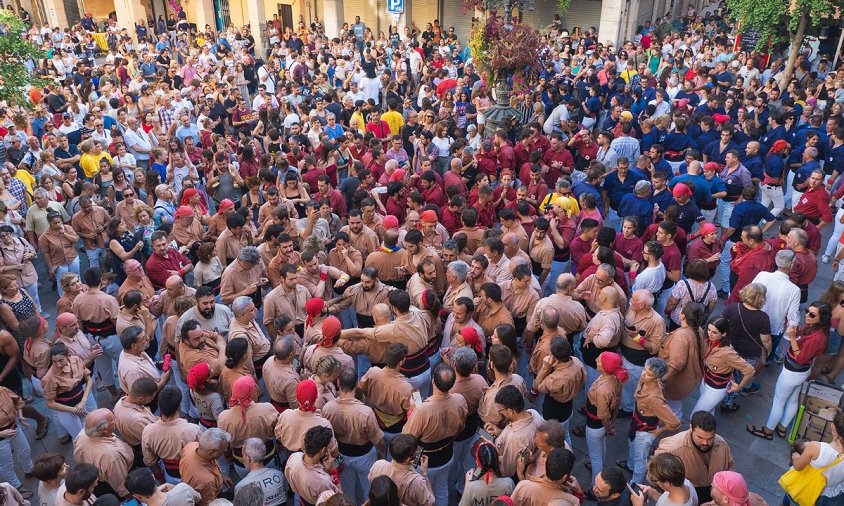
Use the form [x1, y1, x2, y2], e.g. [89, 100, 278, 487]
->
[683, 279, 712, 323]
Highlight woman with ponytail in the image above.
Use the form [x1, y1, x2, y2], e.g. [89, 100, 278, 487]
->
[658, 302, 704, 420]
[219, 337, 257, 405]
[692, 316, 756, 415]
[459, 441, 515, 506]
[584, 351, 627, 490]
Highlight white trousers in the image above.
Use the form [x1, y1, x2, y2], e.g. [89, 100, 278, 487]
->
[824, 208, 844, 258]
[760, 184, 786, 218]
[691, 382, 727, 415]
[765, 367, 811, 431]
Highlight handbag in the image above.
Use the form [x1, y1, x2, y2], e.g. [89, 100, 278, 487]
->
[778, 453, 844, 506]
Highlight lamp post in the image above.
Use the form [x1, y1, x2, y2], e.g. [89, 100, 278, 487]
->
[480, 0, 527, 138]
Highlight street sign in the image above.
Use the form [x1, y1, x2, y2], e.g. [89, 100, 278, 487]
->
[387, 0, 403, 14]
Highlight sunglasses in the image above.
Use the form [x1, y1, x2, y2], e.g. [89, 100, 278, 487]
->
[808, 311, 818, 318]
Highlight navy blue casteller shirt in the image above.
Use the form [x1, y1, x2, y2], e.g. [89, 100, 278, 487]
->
[602, 169, 646, 211]
[650, 188, 676, 213]
[675, 199, 704, 234]
[728, 201, 776, 242]
[617, 193, 654, 234]
[669, 174, 712, 206]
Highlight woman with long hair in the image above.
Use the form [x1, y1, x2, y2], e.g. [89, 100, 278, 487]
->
[658, 302, 704, 419]
[460, 441, 514, 506]
[815, 281, 844, 383]
[749, 301, 831, 440]
[691, 316, 755, 414]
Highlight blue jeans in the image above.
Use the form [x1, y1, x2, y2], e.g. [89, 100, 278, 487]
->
[720, 239, 734, 294]
[607, 208, 622, 231]
[543, 259, 570, 297]
[0, 426, 32, 488]
[628, 430, 656, 484]
[621, 358, 644, 412]
[722, 356, 760, 406]
[22, 281, 43, 316]
[340, 446, 377, 505]
[55, 256, 81, 297]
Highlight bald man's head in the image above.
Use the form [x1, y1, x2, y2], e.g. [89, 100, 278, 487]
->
[556, 273, 576, 293]
[165, 275, 184, 291]
[372, 303, 391, 325]
[84, 408, 115, 438]
[600, 286, 620, 308]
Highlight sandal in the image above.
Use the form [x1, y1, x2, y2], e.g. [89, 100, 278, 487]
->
[584, 460, 592, 471]
[776, 425, 788, 439]
[16, 487, 32, 500]
[35, 418, 49, 440]
[746, 425, 773, 440]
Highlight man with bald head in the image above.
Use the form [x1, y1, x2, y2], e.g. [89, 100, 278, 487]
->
[340, 302, 393, 369]
[73, 408, 134, 498]
[581, 286, 625, 392]
[619, 289, 666, 416]
[364, 228, 407, 289]
[502, 231, 530, 264]
[152, 184, 176, 226]
[262, 335, 301, 412]
[156, 275, 196, 318]
[527, 272, 586, 340]
[118, 259, 156, 305]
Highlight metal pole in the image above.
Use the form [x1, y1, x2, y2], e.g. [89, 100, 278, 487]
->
[833, 26, 844, 69]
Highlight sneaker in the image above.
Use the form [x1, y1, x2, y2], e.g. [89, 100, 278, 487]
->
[823, 254, 831, 264]
[741, 384, 761, 396]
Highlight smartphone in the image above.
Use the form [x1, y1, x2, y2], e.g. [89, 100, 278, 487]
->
[625, 324, 637, 332]
[413, 447, 423, 467]
[411, 390, 423, 407]
[162, 353, 172, 372]
[630, 482, 641, 495]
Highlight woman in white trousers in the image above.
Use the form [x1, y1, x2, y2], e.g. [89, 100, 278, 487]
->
[42, 343, 97, 441]
[748, 302, 831, 439]
[692, 316, 756, 414]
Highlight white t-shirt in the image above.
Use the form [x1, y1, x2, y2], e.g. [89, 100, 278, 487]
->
[656, 480, 699, 506]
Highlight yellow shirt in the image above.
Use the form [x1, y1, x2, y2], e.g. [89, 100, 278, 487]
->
[80, 152, 113, 179]
[351, 112, 366, 134]
[380, 110, 405, 137]
[13, 169, 35, 194]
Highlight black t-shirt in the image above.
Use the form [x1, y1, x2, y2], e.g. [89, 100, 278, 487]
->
[723, 303, 771, 359]
[46, 93, 67, 114]
[209, 102, 228, 135]
[401, 123, 420, 155]
[361, 58, 377, 79]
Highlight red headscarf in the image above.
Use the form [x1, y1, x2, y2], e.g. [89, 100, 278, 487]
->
[296, 379, 319, 412]
[229, 375, 257, 422]
[599, 351, 629, 383]
[186, 362, 210, 390]
[769, 139, 791, 155]
[320, 316, 341, 347]
[180, 187, 207, 214]
[460, 327, 483, 353]
[712, 471, 752, 506]
[305, 298, 325, 328]
[55, 312, 78, 339]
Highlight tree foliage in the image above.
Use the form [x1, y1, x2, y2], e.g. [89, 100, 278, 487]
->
[0, 10, 47, 108]
[727, 0, 834, 49]
[726, 0, 836, 88]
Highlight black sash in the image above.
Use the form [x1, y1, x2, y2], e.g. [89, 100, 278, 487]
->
[420, 437, 454, 468]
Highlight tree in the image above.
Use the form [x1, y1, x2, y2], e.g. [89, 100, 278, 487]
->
[0, 10, 47, 108]
[726, 0, 836, 90]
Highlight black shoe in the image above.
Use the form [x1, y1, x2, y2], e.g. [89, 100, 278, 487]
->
[617, 409, 633, 418]
[571, 425, 586, 437]
[577, 405, 587, 415]
[583, 490, 599, 502]
[720, 402, 740, 413]
[717, 289, 729, 299]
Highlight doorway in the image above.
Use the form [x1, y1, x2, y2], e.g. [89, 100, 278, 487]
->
[277, 3, 292, 32]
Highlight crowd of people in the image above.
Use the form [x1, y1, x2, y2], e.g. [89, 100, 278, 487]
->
[0, 0, 843, 504]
